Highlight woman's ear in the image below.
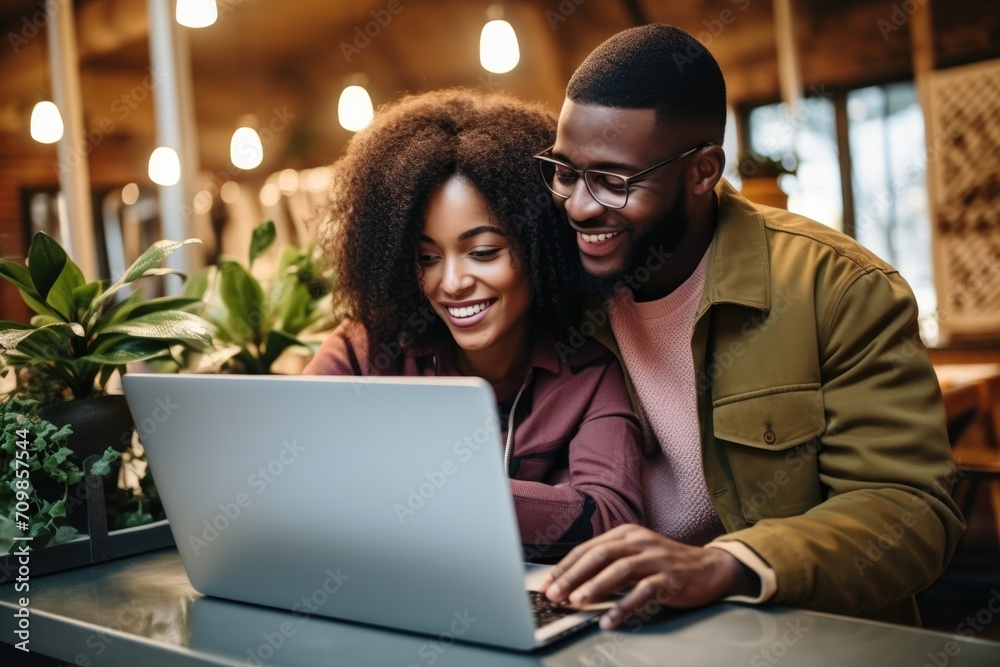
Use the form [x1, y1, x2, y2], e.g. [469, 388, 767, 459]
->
[689, 144, 725, 197]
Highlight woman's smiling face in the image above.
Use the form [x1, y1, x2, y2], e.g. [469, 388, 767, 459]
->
[416, 175, 533, 353]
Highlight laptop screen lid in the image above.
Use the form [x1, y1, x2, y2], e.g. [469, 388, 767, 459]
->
[122, 373, 540, 650]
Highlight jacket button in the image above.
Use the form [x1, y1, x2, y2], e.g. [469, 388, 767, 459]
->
[763, 430, 776, 445]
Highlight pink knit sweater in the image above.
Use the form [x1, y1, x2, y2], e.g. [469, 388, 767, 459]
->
[609, 247, 724, 546]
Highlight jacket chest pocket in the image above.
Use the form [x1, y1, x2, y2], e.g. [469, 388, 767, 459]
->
[713, 385, 826, 523]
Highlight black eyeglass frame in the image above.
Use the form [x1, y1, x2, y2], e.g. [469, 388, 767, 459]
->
[533, 141, 716, 209]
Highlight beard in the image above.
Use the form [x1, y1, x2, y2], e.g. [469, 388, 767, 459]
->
[576, 183, 689, 299]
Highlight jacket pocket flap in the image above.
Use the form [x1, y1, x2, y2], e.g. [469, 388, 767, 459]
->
[713, 385, 825, 450]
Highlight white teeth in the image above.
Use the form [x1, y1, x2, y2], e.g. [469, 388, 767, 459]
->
[447, 301, 492, 318]
[581, 231, 621, 243]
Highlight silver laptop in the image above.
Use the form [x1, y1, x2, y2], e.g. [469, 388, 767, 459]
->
[122, 373, 604, 650]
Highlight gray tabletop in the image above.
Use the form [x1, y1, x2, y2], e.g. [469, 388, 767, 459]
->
[2, 548, 999, 666]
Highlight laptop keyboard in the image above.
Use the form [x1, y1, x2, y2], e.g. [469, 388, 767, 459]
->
[529, 591, 585, 628]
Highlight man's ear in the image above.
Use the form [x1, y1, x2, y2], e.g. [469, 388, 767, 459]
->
[689, 144, 725, 197]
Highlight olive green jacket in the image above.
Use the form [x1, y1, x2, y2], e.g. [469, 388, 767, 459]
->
[594, 179, 965, 625]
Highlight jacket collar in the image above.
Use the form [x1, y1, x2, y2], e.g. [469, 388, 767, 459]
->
[699, 178, 771, 316]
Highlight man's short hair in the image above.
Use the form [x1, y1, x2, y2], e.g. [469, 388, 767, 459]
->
[567, 24, 727, 141]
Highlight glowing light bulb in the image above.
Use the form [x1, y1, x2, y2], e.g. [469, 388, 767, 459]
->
[148, 147, 181, 186]
[230, 127, 264, 170]
[30, 101, 64, 144]
[176, 0, 217, 28]
[338, 85, 373, 132]
[480, 20, 519, 74]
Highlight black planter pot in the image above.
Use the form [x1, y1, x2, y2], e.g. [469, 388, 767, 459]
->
[35, 395, 135, 532]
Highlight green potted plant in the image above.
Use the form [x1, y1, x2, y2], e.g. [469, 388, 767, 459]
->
[0, 396, 119, 554]
[0, 233, 212, 523]
[176, 220, 338, 374]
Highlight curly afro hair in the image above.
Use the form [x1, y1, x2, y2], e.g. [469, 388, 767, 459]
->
[313, 89, 582, 350]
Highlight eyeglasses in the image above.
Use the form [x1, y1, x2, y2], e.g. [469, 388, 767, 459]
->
[533, 142, 715, 209]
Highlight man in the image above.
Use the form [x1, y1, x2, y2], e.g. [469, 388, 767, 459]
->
[536, 24, 964, 629]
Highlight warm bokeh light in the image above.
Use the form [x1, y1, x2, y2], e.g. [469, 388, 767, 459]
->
[220, 180, 240, 203]
[259, 182, 281, 207]
[338, 85, 373, 132]
[176, 0, 218, 28]
[148, 147, 181, 186]
[30, 101, 64, 144]
[305, 167, 332, 193]
[480, 20, 519, 73]
[231, 127, 264, 170]
[193, 190, 213, 214]
[121, 182, 140, 205]
[278, 168, 299, 194]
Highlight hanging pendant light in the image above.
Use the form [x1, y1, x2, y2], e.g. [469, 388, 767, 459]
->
[149, 147, 181, 186]
[338, 85, 373, 132]
[30, 101, 64, 144]
[480, 6, 519, 74]
[176, 0, 218, 28]
[230, 126, 264, 170]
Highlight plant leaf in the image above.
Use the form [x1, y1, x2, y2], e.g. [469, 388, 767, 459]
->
[18, 288, 65, 320]
[82, 339, 175, 365]
[48, 525, 81, 547]
[94, 238, 201, 309]
[128, 296, 201, 319]
[3, 258, 64, 319]
[94, 289, 145, 331]
[120, 238, 200, 285]
[89, 448, 121, 477]
[181, 266, 212, 300]
[27, 232, 67, 300]
[279, 283, 313, 335]
[100, 310, 214, 347]
[261, 330, 306, 370]
[218, 259, 265, 342]
[249, 220, 276, 266]
[0, 258, 39, 294]
[71, 280, 103, 315]
[47, 499, 67, 518]
[44, 254, 87, 321]
[0, 322, 78, 352]
[29, 314, 63, 327]
[139, 267, 188, 280]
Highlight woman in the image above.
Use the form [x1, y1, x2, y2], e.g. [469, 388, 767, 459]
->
[304, 90, 643, 558]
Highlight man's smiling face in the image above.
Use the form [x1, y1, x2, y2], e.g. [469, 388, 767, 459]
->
[551, 100, 693, 284]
